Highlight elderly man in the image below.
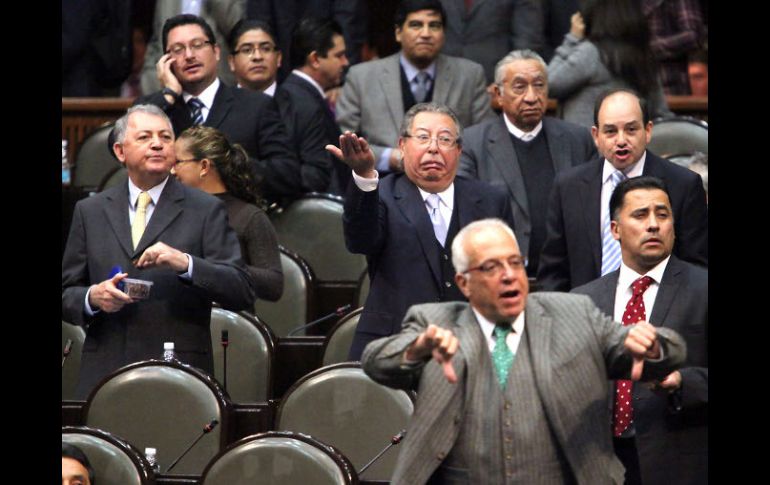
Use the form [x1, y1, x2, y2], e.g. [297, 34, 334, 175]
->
[459, 49, 596, 273]
[336, 0, 492, 176]
[362, 218, 686, 484]
[327, 102, 513, 360]
[62, 104, 255, 398]
[573, 176, 707, 485]
[537, 88, 708, 291]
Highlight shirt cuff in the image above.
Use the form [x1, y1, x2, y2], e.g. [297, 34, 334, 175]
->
[84, 286, 99, 316]
[177, 253, 194, 280]
[376, 148, 393, 172]
[352, 169, 379, 192]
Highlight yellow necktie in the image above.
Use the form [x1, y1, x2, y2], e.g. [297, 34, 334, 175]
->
[132, 191, 151, 250]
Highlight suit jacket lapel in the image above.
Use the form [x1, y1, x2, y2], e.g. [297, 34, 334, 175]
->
[525, 299, 558, 417]
[379, 55, 404, 133]
[649, 256, 683, 325]
[580, 160, 604, 273]
[452, 306, 484, 384]
[594, 272, 619, 316]
[203, 82, 233, 129]
[394, 176, 442, 288]
[432, 55, 454, 105]
[133, 178, 184, 257]
[103, 183, 134, 258]
[487, 117, 530, 222]
[544, 118, 573, 172]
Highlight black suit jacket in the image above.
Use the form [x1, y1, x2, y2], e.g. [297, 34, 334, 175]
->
[537, 151, 708, 291]
[572, 255, 708, 485]
[62, 177, 256, 398]
[136, 81, 301, 204]
[343, 174, 515, 359]
[274, 73, 347, 194]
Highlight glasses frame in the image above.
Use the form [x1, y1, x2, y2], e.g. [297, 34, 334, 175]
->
[166, 39, 214, 57]
[403, 133, 460, 149]
[463, 256, 526, 277]
[234, 43, 278, 57]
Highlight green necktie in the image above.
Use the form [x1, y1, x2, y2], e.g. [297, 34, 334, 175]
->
[492, 325, 515, 390]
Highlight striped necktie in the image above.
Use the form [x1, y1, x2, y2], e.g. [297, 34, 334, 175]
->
[188, 97, 204, 125]
[600, 170, 627, 275]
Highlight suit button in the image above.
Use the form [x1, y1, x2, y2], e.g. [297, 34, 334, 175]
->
[454, 415, 461, 424]
[505, 420, 511, 427]
[443, 254, 449, 260]
[445, 281, 452, 288]
[437, 452, 446, 460]
[504, 401, 511, 410]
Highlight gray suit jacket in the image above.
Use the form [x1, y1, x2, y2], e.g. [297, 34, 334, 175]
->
[572, 255, 707, 485]
[362, 295, 686, 485]
[458, 115, 597, 259]
[336, 52, 493, 162]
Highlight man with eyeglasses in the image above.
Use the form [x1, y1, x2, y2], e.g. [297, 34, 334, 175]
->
[459, 50, 597, 275]
[336, 0, 493, 177]
[327, 102, 514, 361]
[227, 20, 283, 96]
[135, 14, 301, 206]
[361, 217, 686, 484]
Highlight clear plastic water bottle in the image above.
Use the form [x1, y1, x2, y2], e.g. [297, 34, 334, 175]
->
[145, 447, 160, 473]
[163, 342, 176, 362]
[62, 140, 71, 186]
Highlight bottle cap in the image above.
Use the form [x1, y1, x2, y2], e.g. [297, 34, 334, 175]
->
[163, 342, 174, 350]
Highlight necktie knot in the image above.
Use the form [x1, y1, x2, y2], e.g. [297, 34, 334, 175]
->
[493, 324, 511, 340]
[631, 275, 653, 296]
[426, 193, 441, 211]
[136, 191, 151, 211]
[610, 170, 626, 187]
[413, 72, 430, 103]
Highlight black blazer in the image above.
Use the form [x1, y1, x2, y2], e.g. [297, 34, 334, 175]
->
[343, 174, 515, 359]
[62, 177, 256, 398]
[136, 81, 301, 203]
[537, 151, 708, 291]
[572, 255, 708, 485]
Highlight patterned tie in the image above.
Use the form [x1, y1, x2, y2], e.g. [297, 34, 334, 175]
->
[188, 97, 204, 125]
[412, 71, 430, 103]
[613, 275, 654, 436]
[132, 191, 152, 250]
[425, 193, 448, 246]
[600, 170, 627, 275]
[492, 324, 515, 390]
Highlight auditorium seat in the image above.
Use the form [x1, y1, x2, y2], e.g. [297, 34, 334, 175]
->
[73, 122, 121, 194]
[648, 116, 708, 159]
[62, 321, 86, 400]
[321, 307, 363, 366]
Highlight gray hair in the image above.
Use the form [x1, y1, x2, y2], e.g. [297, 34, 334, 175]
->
[399, 102, 463, 143]
[451, 218, 518, 274]
[687, 152, 708, 196]
[113, 104, 173, 144]
[494, 49, 548, 86]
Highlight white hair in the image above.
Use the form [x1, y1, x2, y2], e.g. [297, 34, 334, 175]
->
[451, 218, 518, 274]
[113, 104, 173, 144]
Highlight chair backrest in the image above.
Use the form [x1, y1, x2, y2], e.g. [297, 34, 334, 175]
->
[84, 360, 230, 475]
[321, 307, 363, 366]
[62, 426, 156, 485]
[62, 321, 86, 400]
[200, 431, 358, 485]
[275, 363, 414, 481]
[648, 116, 708, 159]
[355, 270, 370, 308]
[253, 247, 315, 337]
[98, 166, 128, 192]
[210, 307, 276, 402]
[73, 123, 122, 192]
[270, 194, 367, 283]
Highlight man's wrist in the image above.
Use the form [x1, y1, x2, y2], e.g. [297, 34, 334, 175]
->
[162, 87, 181, 104]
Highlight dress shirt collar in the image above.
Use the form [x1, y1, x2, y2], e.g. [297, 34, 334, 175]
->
[602, 150, 646, 183]
[128, 175, 169, 208]
[399, 53, 437, 83]
[473, 307, 525, 343]
[503, 113, 543, 141]
[617, 254, 670, 291]
[182, 77, 220, 110]
[262, 80, 278, 97]
[417, 183, 455, 211]
[292, 69, 326, 99]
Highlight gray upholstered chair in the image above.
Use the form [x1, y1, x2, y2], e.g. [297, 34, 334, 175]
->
[210, 306, 276, 402]
[62, 321, 86, 400]
[98, 166, 128, 192]
[321, 307, 363, 366]
[355, 270, 370, 308]
[275, 363, 414, 482]
[253, 246, 315, 337]
[270, 194, 367, 283]
[73, 123, 122, 193]
[648, 116, 708, 159]
[84, 360, 230, 475]
[200, 431, 358, 485]
[62, 425, 156, 485]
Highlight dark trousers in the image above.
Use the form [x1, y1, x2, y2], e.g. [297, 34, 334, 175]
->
[613, 437, 642, 485]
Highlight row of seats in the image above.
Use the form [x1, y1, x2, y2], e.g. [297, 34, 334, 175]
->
[63, 306, 363, 402]
[64, 360, 413, 480]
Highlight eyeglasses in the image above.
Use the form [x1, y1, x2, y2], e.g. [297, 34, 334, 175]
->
[234, 43, 278, 57]
[463, 256, 526, 277]
[404, 133, 460, 149]
[174, 158, 200, 167]
[166, 39, 213, 57]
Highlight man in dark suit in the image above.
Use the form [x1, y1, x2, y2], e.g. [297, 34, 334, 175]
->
[62, 105, 256, 399]
[275, 17, 350, 195]
[538, 88, 708, 291]
[572, 176, 707, 485]
[362, 218, 686, 484]
[135, 14, 301, 205]
[327, 102, 515, 360]
[226, 20, 283, 96]
[459, 49, 596, 274]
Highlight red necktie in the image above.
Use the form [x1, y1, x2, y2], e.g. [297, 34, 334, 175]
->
[465, 0, 473, 13]
[613, 275, 654, 436]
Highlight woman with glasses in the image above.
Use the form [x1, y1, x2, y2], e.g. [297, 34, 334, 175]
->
[173, 125, 283, 301]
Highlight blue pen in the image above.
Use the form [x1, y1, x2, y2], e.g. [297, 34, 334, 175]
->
[109, 265, 125, 291]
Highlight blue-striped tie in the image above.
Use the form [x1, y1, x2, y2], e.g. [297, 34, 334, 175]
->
[600, 170, 627, 275]
[188, 97, 204, 125]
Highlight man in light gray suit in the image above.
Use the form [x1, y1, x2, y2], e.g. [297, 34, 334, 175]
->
[336, 0, 492, 175]
[459, 50, 596, 274]
[362, 218, 686, 484]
